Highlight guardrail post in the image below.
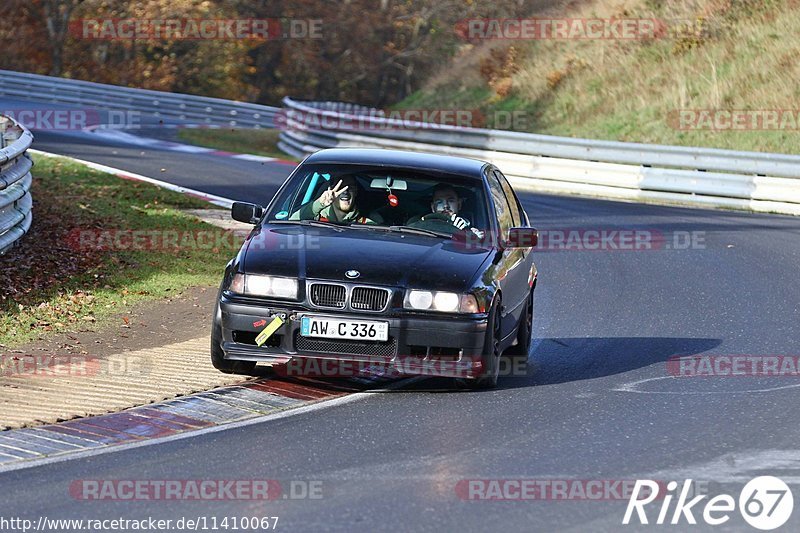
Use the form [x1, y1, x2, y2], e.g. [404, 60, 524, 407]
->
[0, 116, 7, 149]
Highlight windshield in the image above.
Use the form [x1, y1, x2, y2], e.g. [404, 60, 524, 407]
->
[266, 164, 489, 237]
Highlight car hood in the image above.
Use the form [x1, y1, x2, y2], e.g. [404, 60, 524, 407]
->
[241, 224, 492, 292]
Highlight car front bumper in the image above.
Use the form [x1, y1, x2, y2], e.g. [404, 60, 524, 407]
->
[217, 294, 489, 378]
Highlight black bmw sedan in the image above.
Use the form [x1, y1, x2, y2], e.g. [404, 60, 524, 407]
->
[212, 148, 538, 388]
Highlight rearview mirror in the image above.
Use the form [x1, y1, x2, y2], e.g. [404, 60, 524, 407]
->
[231, 202, 264, 224]
[369, 177, 407, 190]
[505, 227, 538, 249]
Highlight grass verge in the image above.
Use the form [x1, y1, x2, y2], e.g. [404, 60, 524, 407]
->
[177, 128, 298, 161]
[0, 154, 239, 348]
[396, 0, 800, 154]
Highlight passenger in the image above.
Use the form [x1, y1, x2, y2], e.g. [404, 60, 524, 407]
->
[290, 176, 378, 224]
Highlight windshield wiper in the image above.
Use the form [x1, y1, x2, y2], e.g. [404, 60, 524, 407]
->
[269, 219, 345, 232]
[387, 225, 452, 239]
[270, 221, 450, 239]
[350, 224, 451, 239]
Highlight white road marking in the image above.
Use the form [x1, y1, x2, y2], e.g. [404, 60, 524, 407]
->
[86, 128, 216, 154]
[231, 154, 277, 162]
[85, 128, 164, 147]
[613, 375, 800, 395]
[166, 144, 218, 154]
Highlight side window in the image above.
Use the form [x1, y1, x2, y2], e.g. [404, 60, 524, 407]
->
[487, 170, 513, 235]
[268, 170, 331, 220]
[295, 171, 330, 210]
[495, 171, 522, 227]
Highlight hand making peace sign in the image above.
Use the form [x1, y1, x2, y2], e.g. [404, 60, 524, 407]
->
[318, 179, 347, 207]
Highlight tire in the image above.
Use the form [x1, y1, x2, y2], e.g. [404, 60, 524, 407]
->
[461, 298, 501, 389]
[211, 302, 256, 375]
[505, 289, 533, 368]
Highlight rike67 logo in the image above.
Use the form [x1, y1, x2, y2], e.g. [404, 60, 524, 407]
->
[624, 477, 794, 530]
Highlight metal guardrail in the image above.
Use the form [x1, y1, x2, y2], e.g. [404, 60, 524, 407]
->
[1, 69, 798, 215]
[0, 70, 279, 129]
[0, 115, 34, 254]
[278, 97, 800, 216]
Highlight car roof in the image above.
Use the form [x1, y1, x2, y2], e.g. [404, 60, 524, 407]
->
[303, 148, 489, 179]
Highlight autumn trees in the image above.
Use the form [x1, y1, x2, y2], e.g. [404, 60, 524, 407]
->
[0, 0, 526, 106]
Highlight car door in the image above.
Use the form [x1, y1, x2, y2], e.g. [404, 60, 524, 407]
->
[496, 168, 536, 276]
[486, 168, 529, 343]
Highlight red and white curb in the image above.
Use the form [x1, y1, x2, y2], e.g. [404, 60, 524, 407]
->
[0, 371, 407, 473]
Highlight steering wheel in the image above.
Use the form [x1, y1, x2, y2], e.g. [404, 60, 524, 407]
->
[421, 212, 452, 223]
[410, 213, 457, 234]
[425, 211, 473, 230]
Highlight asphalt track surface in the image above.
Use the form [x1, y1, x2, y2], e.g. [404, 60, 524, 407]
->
[2, 97, 800, 531]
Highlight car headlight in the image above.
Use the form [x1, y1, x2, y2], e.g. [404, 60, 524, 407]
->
[229, 273, 298, 299]
[404, 290, 480, 313]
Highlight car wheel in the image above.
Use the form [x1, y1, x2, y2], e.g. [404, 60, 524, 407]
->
[211, 302, 257, 375]
[505, 289, 533, 368]
[461, 298, 501, 390]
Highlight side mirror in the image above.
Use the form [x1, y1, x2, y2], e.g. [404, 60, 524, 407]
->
[231, 202, 264, 224]
[504, 227, 538, 249]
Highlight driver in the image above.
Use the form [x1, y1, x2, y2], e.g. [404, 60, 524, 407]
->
[290, 176, 378, 224]
[409, 184, 484, 238]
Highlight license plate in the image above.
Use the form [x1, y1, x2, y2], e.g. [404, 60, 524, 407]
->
[300, 316, 389, 341]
